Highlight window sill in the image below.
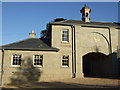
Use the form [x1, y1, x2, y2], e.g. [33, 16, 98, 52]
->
[61, 66, 69, 68]
[11, 65, 21, 67]
[61, 41, 70, 44]
[33, 65, 43, 68]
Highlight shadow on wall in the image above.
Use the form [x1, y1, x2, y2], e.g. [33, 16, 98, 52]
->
[82, 52, 119, 79]
[118, 58, 120, 78]
[9, 57, 42, 85]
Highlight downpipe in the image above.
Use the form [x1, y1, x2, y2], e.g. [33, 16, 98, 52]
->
[1, 48, 4, 86]
[71, 26, 76, 78]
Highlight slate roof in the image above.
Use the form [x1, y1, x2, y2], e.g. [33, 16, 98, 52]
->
[49, 19, 120, 28]
[0, 38, 59, 51]
[1, 19, 119, 51]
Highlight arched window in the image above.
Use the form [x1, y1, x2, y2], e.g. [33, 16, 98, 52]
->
[85, 13, 88, 17]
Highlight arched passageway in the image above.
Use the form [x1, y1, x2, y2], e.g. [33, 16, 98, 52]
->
[83, 52, 109, 78]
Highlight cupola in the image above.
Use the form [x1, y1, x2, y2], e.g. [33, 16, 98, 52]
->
[29, 30, 36, 38]
[80, 4, 91, 22]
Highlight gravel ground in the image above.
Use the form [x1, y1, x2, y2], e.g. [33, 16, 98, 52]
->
[1, 77, 120, 89]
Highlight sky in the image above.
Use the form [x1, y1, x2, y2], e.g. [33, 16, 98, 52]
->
[1, 2, 119, 45]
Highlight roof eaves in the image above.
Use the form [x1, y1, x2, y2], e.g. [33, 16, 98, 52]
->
[49, 22, 73, 26]
[0, 47, 59, 52]
[50, 19, 120, 28]
[80, 24, 110, 28]
[81, 24, 120, 28]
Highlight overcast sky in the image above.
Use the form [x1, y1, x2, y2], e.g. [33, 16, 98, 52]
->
[1, 2, 119, 45]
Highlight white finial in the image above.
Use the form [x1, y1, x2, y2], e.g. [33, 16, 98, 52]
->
[32, 30, 34, 33]
[29, 30, 36, 38]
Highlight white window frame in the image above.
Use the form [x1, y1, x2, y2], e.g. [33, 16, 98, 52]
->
[61, 55, 69, 67]
[33, 55, 43, 67]
[61, 30, 69, 42]
[11, 54, 22, 67]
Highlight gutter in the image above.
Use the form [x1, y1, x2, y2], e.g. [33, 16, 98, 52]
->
[108, 28, 112, 54]
[1, 48, 59, 52]
[81, 25, 110, 29]
[1, 48, 4, 85]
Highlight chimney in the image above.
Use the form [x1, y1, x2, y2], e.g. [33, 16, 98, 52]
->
[29, 30, 36, 38]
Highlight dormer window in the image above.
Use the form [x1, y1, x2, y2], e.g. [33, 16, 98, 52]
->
[62, 30, 69, 42]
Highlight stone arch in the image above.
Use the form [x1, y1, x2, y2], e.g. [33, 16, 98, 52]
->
[82, 52, 110, 78]
[91, 32, 112, 54]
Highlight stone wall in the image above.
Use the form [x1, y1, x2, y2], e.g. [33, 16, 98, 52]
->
[2, 50, 72, 85]
[1, 24, 119, 85]
[51, 24, 119, 78]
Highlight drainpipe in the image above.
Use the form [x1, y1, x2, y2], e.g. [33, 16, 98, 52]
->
[48, 23, 76, 78]
[108, 28, 112, 54]
[73, 26, 77, 78]
[1, 48, 4, 85]
[71, 26, 76, 78]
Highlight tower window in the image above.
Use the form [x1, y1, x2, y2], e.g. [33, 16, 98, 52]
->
[85, 13, 88, 17]
[62, 30, 69, 42]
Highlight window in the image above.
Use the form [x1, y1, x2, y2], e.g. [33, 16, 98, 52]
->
[12, 54, 21, 66]
[33, 55, 43, 67]
[62, 55, 69, 67]
[82, 13, 85, 17]
[62, 30, 69, 42]
[85, 13, 88, 17]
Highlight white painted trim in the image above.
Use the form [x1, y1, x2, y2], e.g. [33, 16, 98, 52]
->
[61, 66, 69, 68]
[33, 54, 43, 68]
[32, 55, 34, 67]
[61, 29, 69, 43]
[61, 55, 69, 68]
[11, 54, 22, 67]
[33, 63, 43, 68]
[61, 41, 69, 43]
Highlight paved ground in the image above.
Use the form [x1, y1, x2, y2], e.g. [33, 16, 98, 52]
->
[1, 77, 120, 89]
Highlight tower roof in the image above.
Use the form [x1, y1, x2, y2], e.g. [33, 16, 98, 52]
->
[82, 4, 90, 9]
[80, 4, 91, 13]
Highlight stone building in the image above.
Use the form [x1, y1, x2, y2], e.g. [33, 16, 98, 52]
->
[0, 5, 120, 85]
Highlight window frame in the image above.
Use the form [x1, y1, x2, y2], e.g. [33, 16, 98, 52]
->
[61, 55, 69, 67]
[33, 55, 43, 67]
[61, 30, 69, 43]
[85, 12, 89, 17]
[11, 54, 22, 67]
